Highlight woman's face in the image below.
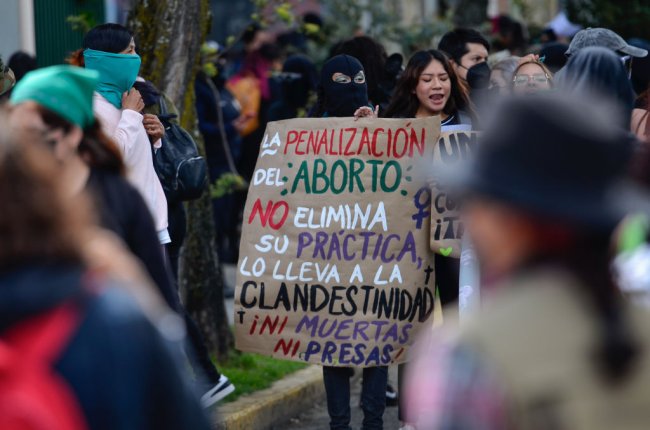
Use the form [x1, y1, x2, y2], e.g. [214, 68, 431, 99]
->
[119, 38, 136, 55]
[512, 63, 550, 95]
[414, 59, 451, 117]
[489, 69, 510, 93]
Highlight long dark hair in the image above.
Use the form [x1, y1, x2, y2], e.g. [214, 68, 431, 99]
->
[383, 49, 473, 119]
[37, 105, 126, 175]
[82, 23, 133, 53]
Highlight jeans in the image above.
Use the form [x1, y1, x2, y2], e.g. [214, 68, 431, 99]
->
[323, 366, 388, 430]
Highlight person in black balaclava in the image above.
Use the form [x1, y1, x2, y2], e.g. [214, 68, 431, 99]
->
[333, 36, 403, 114]
[311, 54, 372, 118]
[268, 54, 318, 121]
[312, 53, 387, 430]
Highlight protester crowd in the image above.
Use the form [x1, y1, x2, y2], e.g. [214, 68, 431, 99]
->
[1, 9, 650, 430]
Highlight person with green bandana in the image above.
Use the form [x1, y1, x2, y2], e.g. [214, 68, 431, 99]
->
[82, 23, 169, 246]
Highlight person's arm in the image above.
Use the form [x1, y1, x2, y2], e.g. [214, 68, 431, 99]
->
[96, 90, 146, 157]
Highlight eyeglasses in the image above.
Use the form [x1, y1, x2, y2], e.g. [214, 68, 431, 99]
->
[513, 73, 549, 86]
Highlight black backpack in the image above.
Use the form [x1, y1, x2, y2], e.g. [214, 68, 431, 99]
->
[153, 97, 208, 203]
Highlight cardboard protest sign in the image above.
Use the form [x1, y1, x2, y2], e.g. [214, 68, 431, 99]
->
[430, 131, 479, 258]
[235, 117, 439, 367]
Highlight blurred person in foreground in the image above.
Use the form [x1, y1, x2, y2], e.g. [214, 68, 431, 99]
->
[0, 114, 210, 429]
[9, 64, 234, 408]
[404, 94, 650, 430]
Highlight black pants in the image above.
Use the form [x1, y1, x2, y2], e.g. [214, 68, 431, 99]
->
[434, 254, 460, 306]
[163, 230, 221, 385]
[184, 310, 221, 384]
[323, 366, 387, 430]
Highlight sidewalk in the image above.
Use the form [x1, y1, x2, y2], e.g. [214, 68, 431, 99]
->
[212, 365, 326, 430]
[212, 364, 400, 429]
[283, 366, 400, 429]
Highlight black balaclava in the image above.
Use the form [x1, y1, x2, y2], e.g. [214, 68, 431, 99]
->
[282, 55, 318, 108]
[321, 54, 368, 117]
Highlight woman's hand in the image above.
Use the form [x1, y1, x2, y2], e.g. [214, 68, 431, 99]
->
[143, 114, 165, 141]
[354, 105, 379, 120]
[517, 54, 540, 66]
[122, 88, 145, 112]
[233, 112, 256, 134]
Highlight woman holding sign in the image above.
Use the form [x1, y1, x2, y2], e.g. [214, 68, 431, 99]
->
[310, 54, 386, 430]
[385, 50, 475, 308]
[384, 49, 475, 428]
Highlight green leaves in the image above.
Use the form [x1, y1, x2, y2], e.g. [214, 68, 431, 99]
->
[66, 12, 97, 34]
[211, 173, 248, 199]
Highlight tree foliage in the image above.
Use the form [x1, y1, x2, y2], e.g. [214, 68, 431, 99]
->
[566, 0, 650, 40]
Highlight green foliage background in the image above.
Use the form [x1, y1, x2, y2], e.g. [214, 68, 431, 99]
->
[566, 0, 650, 40]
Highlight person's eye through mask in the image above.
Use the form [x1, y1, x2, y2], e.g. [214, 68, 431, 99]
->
[331, 71, 365, 85]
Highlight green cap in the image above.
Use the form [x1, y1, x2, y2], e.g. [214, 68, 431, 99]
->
[11, 65, 99, 129]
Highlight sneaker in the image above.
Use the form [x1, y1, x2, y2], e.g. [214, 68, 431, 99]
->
[201, 375, 235, 408]
[386, 384, 398, 407]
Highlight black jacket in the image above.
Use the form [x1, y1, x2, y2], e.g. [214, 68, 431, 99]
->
[85, 168, 182, 313]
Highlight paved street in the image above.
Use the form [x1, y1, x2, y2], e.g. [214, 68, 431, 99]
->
[283, 366, 401, 430]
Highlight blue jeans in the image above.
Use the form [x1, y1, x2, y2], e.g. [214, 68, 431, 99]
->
[323, 366, 388, 430]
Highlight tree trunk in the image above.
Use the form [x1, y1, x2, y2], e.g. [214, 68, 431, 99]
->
[127, 0, 234, 359]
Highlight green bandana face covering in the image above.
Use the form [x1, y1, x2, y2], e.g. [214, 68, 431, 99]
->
[83, 48, 141, 109]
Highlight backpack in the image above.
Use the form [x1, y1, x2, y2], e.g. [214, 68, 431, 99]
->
[153, 97, 208, 203]
[0, 302, 87, 430]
